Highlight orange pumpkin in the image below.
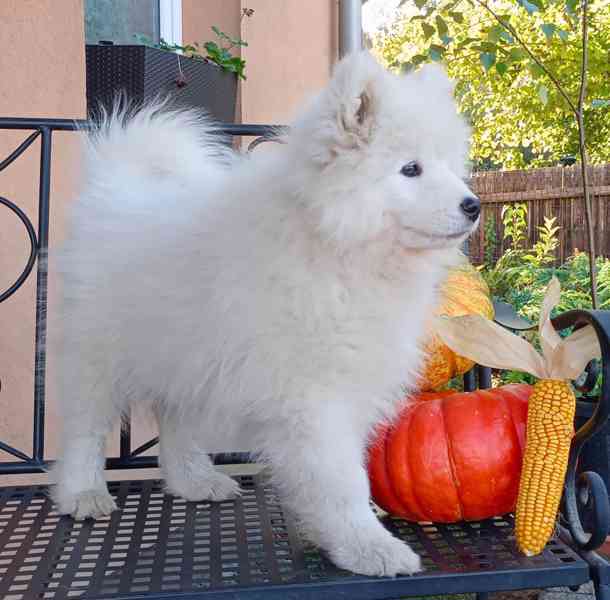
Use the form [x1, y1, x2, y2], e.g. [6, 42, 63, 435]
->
[418, 264, 494, 391]
[367, 384, 532, 522]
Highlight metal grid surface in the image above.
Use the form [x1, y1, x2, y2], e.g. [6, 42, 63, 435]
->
[0, 474, 589, 600]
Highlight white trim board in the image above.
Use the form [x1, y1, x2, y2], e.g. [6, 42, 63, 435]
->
[160, 0, 182, 46]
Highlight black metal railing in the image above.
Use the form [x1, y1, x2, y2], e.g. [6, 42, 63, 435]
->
[0, 117, 282, 475]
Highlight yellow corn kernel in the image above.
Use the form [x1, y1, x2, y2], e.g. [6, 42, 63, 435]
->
[515, 379, 575, 556]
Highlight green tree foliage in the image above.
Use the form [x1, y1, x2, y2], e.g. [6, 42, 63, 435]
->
[373, 0, 610, 169]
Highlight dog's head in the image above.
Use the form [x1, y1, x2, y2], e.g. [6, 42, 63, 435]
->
[288, 52, 478, 252]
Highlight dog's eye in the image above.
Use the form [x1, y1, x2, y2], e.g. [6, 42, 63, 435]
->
[400, 161, 422, 178]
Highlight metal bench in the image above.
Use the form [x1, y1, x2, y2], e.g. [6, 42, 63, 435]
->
[1, 117, 609, 600]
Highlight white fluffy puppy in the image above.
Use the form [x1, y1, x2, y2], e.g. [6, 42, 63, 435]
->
[52, 52, 480, 577]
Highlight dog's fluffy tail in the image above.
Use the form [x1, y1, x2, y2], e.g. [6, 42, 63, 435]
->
[83, 100, 232, 193]
[63, 100, 234, 253]
[57, 100, 235, 300]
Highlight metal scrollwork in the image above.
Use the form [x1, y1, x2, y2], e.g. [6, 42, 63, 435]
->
[574, 359, 600, 395]
[0, 196, 38, 303]
[247, 135, 287, 152]
[555, 310, 610, 551]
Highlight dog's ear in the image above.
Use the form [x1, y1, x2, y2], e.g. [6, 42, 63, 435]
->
[292, 52, 383, 166]
[337, 85, 376, 144]
[330, 52, 381, 146]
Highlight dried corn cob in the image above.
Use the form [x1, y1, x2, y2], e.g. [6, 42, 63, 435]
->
[434, 277, 600, 556]
[515, 379, 575, 556]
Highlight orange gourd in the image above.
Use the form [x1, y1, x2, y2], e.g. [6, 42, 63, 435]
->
[418, 264, 494, 391]
[367, 384, 532, 522]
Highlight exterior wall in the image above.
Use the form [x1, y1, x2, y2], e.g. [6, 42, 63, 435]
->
[0, 0, 338, 483]
[182, 0, 339, 125]
[0, 0, 87, 481]
[241, 0, 338, 124]
[182, 0, 242, 47]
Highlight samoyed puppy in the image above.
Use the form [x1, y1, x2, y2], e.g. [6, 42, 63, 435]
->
[52, 52, 480, 577]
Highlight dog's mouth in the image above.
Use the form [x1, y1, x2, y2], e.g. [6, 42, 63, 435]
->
[402, 225, 474, 241]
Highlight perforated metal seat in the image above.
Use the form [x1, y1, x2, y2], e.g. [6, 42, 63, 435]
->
[0, 474, 591, 600]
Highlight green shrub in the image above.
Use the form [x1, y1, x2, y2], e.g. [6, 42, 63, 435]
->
[477, 202, 608, 390]
[134, 8, 253, 80]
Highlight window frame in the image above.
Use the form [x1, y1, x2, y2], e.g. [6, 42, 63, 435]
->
[159, 0, 183, 46]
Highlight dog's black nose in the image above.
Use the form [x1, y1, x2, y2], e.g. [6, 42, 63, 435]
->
[460, 196, 481, 222]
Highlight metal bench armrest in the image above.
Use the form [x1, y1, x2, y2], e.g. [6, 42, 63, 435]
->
[553, 309, 610, 552]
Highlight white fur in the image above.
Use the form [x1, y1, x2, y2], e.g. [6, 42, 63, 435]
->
[51, 53, 477, 577]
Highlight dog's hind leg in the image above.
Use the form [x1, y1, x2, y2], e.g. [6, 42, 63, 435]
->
[156, 409, 241, 502]
[51, 360, 119, 520]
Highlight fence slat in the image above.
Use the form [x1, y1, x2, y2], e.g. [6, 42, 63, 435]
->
[469, 163, 610, 265]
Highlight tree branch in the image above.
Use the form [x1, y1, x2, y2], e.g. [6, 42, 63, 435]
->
[576, 0, 598, 307]
[472, 0, 579, 115]
[472, 0, 597, 305]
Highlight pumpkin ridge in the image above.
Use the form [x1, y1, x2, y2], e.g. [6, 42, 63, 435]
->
[439, 396, 465, 521]
[382, 421, 414, 517]
[403, 405, 432, 521]
[502, 388, 525, 456]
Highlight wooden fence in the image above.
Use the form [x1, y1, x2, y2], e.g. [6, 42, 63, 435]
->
[467, 163, 610, 265]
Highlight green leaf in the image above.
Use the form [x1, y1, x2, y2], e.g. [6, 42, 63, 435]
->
[415, 0, 427, 8]
[480, 52, 496, 71]
[429, 45, 445, 61]
[557, 28, 569, 41]
[509, 47, 528, 61]
[134, 33, 153, 46]
[478, 41, 499, 53]
[565, 0, 578, 15]
[487, 25, 504, 42]
[538, 84, 549, 105]
[457, 36, 480, 48]
[500, 30, 515, 43]
[440, 34, 453, 45]
[541, 23, 556, 40]
[517, 0, 540, 14]
[497, 14, 512, 27]
[496, 62, 509, 75]
[204, 41, 220, 54]
[435, 15, 449, 37]
[529, 62, 545, 78]
[448, 11, 464, 23]
[592, 99, 610, 108]
[411, 53, 428, 65]
[211, 25, 222, 37]
[421, 22, 435, 39]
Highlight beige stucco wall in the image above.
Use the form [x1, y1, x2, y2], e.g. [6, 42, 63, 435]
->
[241, 0, 338, 124]
[0, 0, 86, 483]
[181, 0, 339, 127]
[182, 0, 243, 49]
[0, 0, 338, 484]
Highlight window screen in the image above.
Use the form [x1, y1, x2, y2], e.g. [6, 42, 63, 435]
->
[85, 0, 160, 45]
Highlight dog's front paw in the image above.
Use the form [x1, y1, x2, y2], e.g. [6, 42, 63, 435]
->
[166, 470, 242, 503]
[54, 488, 117, 520]
[329, 533, 422, 577]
